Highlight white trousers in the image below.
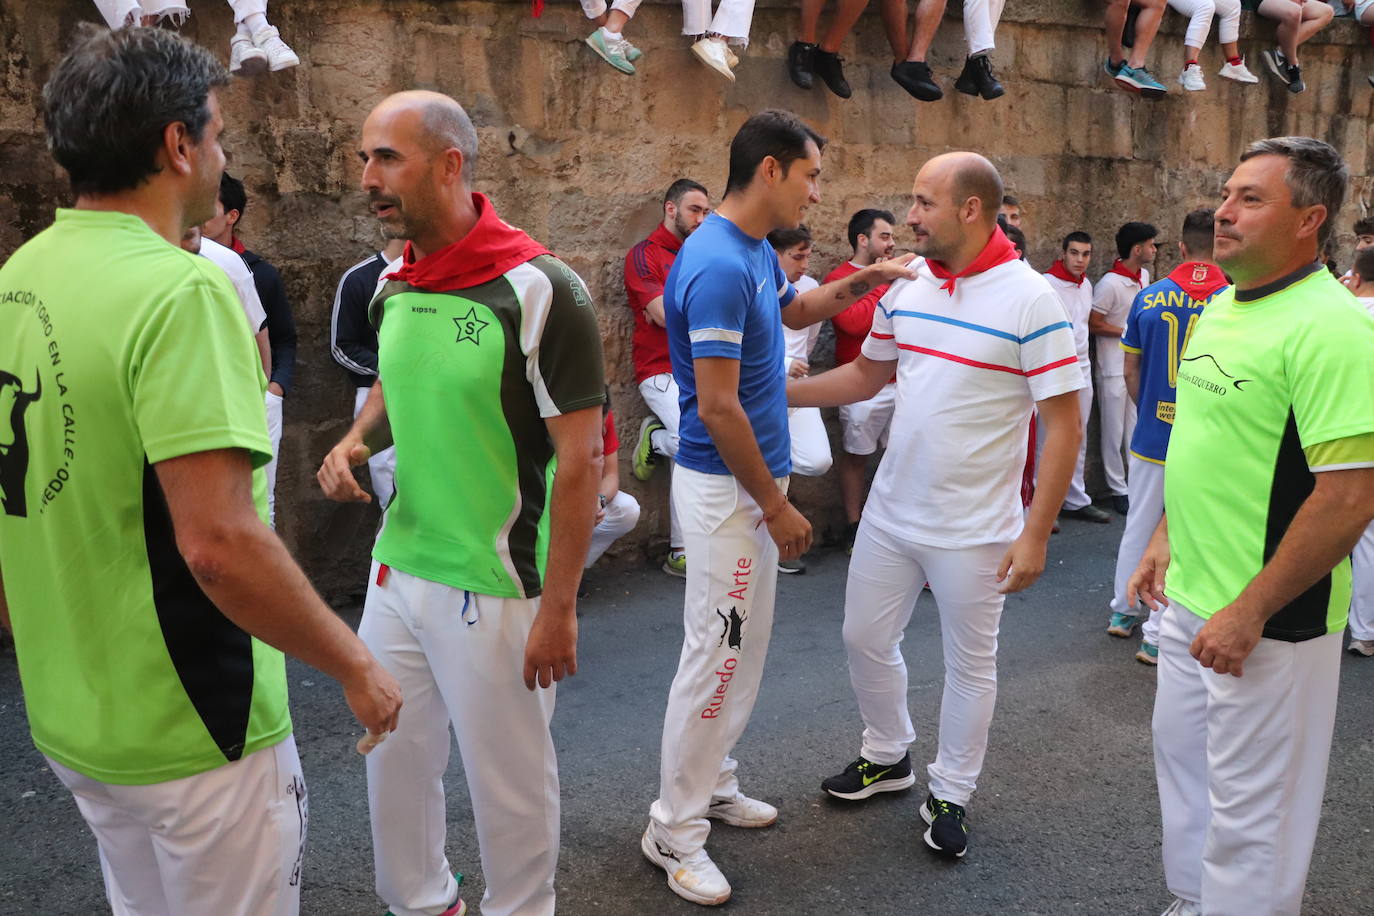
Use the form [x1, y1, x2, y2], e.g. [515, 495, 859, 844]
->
[586, 490, 641, 567]
[579, 0, 643, 19]
[681, 0, 755, 41]
[1109, 456, 1165, 645]
[963, 0, 1007, 54]
[788, 406, 833, 477]
[356, 387, 397, 511]
[360, 565, 558, 916]
[1154, 604, 1340, 915]
[843, 519, 1009, 806]
[48, 738, 305, 916]
[638, 372, 683, 548]
[93, 0, 266, 28]
[1168, 0, 1242, 47]
[839, 382, 895, 456]
[1037, 366, 1093, 510]
[264, 390, 282, 527]
[1096, 372, 1136, 496]
[649, 466, 784, 854]
[1350, 522, 1374, 640]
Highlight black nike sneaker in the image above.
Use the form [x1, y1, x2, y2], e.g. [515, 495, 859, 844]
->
[920, 794, 969, 858]
[821, 753, 916, 800]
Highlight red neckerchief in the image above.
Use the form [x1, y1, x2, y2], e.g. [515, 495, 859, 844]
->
[926, 226, 1019, 295]
[385, 192, 550, 291]
[1166, 262, 1229, 302]
[1109, 259, 1143, 285]
[647, 223, 683, 254]
[1047, 259, 1085, 286]
[230, 237, 246, 255]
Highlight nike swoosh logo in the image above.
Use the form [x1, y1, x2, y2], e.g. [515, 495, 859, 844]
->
[756, 280, 766, 293]
[862, 767, 893, 786]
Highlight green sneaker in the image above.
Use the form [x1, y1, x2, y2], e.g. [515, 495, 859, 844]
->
[662, 549, 686, 578]
[634, 415, 665, 481]
[585, 29, 636, 74]
[625, 41, 643, 62]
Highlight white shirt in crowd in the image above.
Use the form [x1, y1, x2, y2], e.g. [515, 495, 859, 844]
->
[199, 235, 267, 334]
[782, 274, 820, 369]
[1090, 268, 1149, 376]
[861, 258, 1083, 548]
[1042, 273, 1094, 369]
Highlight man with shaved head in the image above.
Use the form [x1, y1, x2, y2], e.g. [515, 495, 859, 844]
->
[790, 151, 1084, 859]
[318, 90, 606, 916]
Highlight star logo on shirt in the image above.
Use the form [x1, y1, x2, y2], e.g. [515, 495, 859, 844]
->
[453, 307, 489, 345]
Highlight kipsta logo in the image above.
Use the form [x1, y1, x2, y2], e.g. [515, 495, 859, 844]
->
[0, 367, 42, 517]
[716, 606, 747, 651]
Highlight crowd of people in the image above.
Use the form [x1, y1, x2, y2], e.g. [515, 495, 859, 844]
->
[3, 18, 1374, 916]
[574, 0, 1374, 96]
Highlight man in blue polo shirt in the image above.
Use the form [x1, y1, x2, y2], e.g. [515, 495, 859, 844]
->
[641, 109, 914, 907]
[1107, 208, 1228, 664]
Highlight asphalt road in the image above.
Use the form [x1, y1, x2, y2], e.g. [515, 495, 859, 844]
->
[3, 516, 1372, 915]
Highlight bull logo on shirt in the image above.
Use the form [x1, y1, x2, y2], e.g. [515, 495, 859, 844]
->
[0, 367, 41, 517]
[716, 605, 747, 652]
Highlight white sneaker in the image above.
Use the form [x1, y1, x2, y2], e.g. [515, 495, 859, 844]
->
[1178, 64, 1206, 91]
[1160, 898, 1201, 916]
[726, 45, 740, 68]
[1348, 638, 1374, 657]
[1218, 57, 1259, 83]
[641, 828, 731, 906]
[251, 26, 300, 72]
[230, 35, 268, 75]
[691, 37, 735, 82]
[706, 793, 778, 828]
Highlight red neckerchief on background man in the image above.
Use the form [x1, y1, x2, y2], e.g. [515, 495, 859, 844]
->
[1109, 259, 1143, 285]
[1167, 261, 1229, 302]
[926, 225, 1019, 295]
[230, 237, 246, 255]
[1047, 259, 1085, 286]
[385, 192, 550, 291]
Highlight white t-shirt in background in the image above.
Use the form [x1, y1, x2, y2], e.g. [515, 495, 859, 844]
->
[1043, 273, 1094, 370]
[1090, 268, 1149, 376]
[199, 236, 267, 334]
[782, 275, 820, 368]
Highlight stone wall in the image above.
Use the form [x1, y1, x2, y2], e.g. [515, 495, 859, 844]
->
[2, 0, 1372, 602]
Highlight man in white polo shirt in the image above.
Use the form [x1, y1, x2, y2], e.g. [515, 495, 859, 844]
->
[1042, 231, 1101, 521]
[790, 151, 1083, 860]
[1090, 221, 1156, 516]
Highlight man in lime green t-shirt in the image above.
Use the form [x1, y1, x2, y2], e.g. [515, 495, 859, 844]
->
[0, 26, 400, 915]
[1128, 138, 1374, 916]
[317, 91, 604, 916]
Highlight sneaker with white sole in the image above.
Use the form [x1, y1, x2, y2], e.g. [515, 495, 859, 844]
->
[1136, 640, 1159, 665]
[230, 35, 268, 75]
[1114, 63, 1167, 98]
[920, 794, 969, 858]
[662, 549, 686, 578]
[821, 753, 917, 800]
[251, 26, 299, 71]
[641, 829, 731, 906]
[1218, 57, 1259, 83]
[1348, 638, 1374, 657]
[691, 37, 735, 82]
[1160, 897, 1201, 916]
[1108, 611, 1140, 638]
[585, 28, 635, 74]
[1178, 63, 1206, 91]
[706, 793, 778, 828]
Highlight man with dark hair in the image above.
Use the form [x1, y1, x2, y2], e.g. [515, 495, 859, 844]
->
[642, 109, 915, 905]
[627, 177, 712, 577]
[792, 151, 1084, 861]
[319, 90, 604, 916]
[1042, 231, 1096, 519]
[999, 194, 1021, 229]
[1107, 209, 1228, 665]
[1353, 216, 1374, 252]
[0, 25, 400, 915]
[881, 0, 1006, 101]
[1089, 221, 1157, 520]
[1130, 137, 1374, 916]
[203, 172, 297, 525]
[827, 208, 898, 550]
[329, 235, 406, 508]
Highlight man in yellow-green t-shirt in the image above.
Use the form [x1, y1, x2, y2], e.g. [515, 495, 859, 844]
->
[0, 26, 399, 915]
[1129, 138, 1374, 916]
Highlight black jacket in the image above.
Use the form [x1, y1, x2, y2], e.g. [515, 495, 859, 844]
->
[241, 248, 298, 394]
